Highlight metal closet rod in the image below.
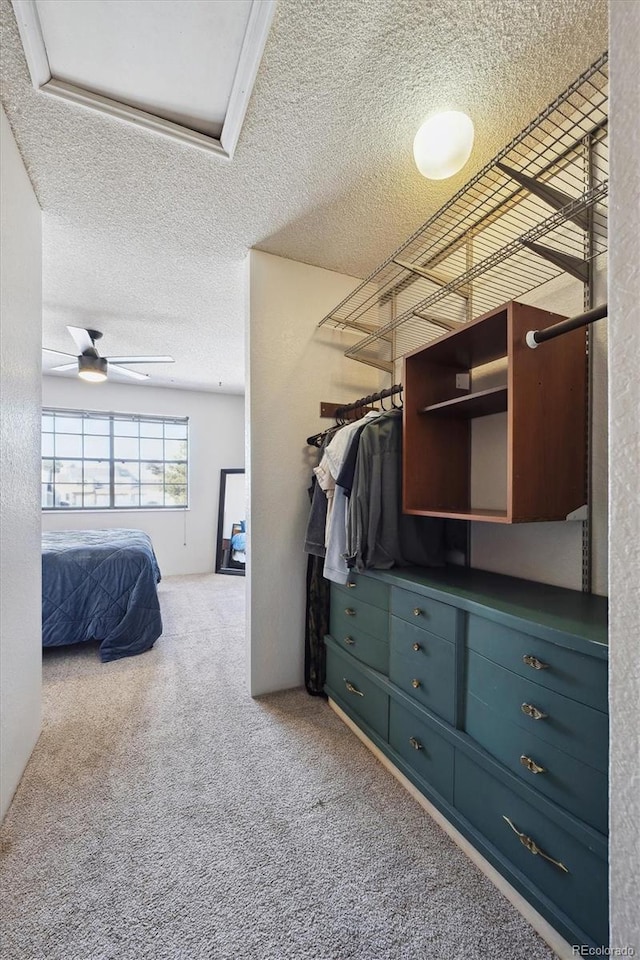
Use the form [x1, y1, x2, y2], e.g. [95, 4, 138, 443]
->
[526, 303, 608, 348]
[335, 384, 403, 420]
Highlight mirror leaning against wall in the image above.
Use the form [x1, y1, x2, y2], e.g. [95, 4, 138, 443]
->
[215, 469, 246, 576]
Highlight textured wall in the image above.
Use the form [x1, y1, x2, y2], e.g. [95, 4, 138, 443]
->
[247, 251, 381, 696]
[0, 106, 42, 820]
[609, 2, 640, 950]
[41, 378, 245, 576]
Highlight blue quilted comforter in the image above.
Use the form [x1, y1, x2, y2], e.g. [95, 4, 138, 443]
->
[42, 529, 163, 662]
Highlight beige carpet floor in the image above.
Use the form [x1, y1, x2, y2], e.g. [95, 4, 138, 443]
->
[0, 573, 555, 960]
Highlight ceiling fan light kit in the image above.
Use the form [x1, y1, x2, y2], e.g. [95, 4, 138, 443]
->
[43, 326, 175, 383]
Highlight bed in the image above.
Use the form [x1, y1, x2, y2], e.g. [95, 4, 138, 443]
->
[42, 529, 163, 662]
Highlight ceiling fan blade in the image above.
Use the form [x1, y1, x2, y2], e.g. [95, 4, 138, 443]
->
[50, 363, 79, 372]
[105, 356, 175, 364]
[67, 325, 95, 354]
[43, 347, 76, 359]
[109, 363, 149, 381]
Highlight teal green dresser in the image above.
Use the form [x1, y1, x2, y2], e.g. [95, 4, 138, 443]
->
[324, 566, 608, 950]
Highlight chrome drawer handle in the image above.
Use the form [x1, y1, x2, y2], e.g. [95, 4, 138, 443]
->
[412, 642, 421, 652]
[409, 737, 423, 751]
[411, 678, 421, 689]
[520, 755, 546, 775]
[413, 608, 423, 617]
[523, 654, 549, 670]
[345, 608, 356, 616]
[521, 702, 547, 720]
[502, 816, 569, 873]
[343, 636, 355, 646]
[347, 581, 357, 589]
[344, 679, 364, 697]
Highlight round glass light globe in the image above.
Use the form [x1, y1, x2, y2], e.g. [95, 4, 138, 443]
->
[413, 111, 475, 180]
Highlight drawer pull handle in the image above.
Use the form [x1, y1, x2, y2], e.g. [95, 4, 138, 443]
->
[523, 654, 549, 671]
[344, 679, 364, 697]
[411, 678, 421, 689]
[412, 642, 421, 652]
[347, 582, 357, 589]
[520, 755, 546, 775]
[502, 816, 569, 874]
[409, 737, 423, 751]
[521, 702, 548, 721]
[343, 636, 355, 646]
[413, 608, 423, 617]
[345, 608, 356, 616]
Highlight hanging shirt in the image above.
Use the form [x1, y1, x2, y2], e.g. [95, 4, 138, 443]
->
[322, 412, 381, 584]
[347, 410, 445, 572]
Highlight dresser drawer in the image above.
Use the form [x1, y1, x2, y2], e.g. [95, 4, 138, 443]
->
[325, 644, 389, 740]
[455, 752, 608, 946]
[391, 586, 456, 641]
[467, 615, 607, 713]
[332, 628, 388, 675]
[390, 618, 455, 724]
[342, 573, 389, 610]
[465, 692, 607, 834]
[331, 589, 388, 642]
[466, 651, 608, 773]
[389, 699, 454, 803]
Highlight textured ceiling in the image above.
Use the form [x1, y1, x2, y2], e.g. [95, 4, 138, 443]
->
[0, 0, 608, 392]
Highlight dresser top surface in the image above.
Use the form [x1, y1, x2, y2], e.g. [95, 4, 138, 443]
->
[362, 565, 608, 654]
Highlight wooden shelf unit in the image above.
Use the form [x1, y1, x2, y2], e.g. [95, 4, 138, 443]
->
[403, 300, 587, 523]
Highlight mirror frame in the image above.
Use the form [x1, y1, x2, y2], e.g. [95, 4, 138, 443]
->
[215, 468, 246, 576]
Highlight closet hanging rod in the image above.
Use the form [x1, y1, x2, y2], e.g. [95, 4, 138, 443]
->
[334, 384, 403, 421]
[525, 303, 608, 349]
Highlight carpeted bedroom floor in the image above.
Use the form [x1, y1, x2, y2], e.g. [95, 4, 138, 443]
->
[0, 574, 555, 960]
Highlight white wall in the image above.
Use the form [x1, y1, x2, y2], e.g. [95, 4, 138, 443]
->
[0, 107, 43, 820]
[609, 2, 640, 950]
[247, 250, 381, 696]
[41, 377, 244, 576]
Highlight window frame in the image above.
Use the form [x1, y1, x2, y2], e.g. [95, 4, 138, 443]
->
[42, 407, 189, 512]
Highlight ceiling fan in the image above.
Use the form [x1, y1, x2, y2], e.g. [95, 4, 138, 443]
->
[43, 327, 174, 383]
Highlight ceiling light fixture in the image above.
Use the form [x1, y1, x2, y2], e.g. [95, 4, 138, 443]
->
[78, 355, 108, 383]
[413, 110, 475, 180]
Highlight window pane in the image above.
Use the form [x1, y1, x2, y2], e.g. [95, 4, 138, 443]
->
[113, 419, 139, 437]
[41, 459, 55, 482]
[114, 484, 140, 507]
[116, 460, 139, 482]
[42, 434, 54, 457]
[140, 438, 163, 460]
[42, 484, 54, 508]
[82, 486, 110, 508]
[164, 462, 187, 491]
[141, 485, 164, 506]
[139, 420, 163, 438]
[55, 460, 83, 483]
[140, 462, 163, 483]
[54, 484, 82, 508]
[42, 414, 54, 433]
[83, 461, 110, 485]
[55, 415, 83, 434]
[165, 485, 187, 507]
[84, 435, 110, 458]
[164, 422, 187, 440]
[83, 417, 110, 435]
[165, 439, 187, 461]
[55, 434, 83, 458]
[114, 436, 139, 459]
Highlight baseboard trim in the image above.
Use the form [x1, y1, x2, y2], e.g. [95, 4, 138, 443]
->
[329, 698, 575, 960]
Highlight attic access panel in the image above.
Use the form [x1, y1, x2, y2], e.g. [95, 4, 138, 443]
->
[12, 0, 275, 157]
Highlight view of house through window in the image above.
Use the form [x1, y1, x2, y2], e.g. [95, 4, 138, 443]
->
[42, 409, 189, 509]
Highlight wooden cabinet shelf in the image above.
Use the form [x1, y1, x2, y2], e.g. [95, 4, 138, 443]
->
[420, 386, 508, 419]
[403, 300, 587, 523]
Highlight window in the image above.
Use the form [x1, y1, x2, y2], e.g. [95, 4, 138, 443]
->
[42, 409, 189, 510]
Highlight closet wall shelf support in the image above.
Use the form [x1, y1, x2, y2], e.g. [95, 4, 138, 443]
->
[521, 242, 590, 283]
[495, 162, 590, 231]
